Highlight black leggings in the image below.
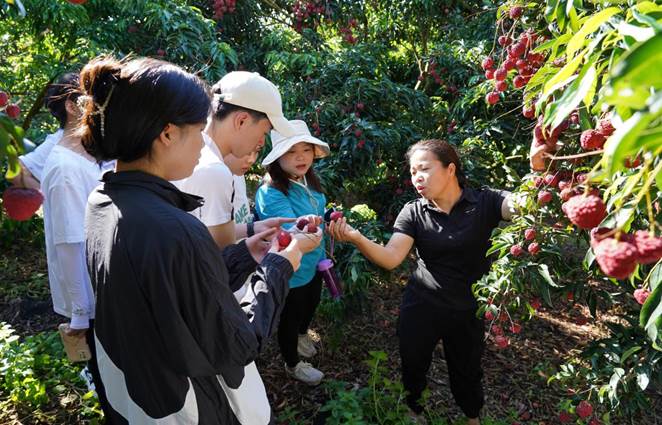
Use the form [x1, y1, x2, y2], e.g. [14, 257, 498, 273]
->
[278, 274, 323, 368]
[397, 287, 485, 419]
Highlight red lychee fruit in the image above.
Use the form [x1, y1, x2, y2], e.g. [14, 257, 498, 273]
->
[562, 194, 606, 229]
[510, 244, 524, 257]
[594, 237, 638, 279]
[634, 288, 651, 305]
[524, 228, 536, 241]
[576, 401, 593, 419]
[580, 130, 606, 150]
[537, 190, 553, 205]
[2, 187, 44, 221]
[596, 119, 615, 137]
[633, 230, 662, 264]
[528, 242, 540, 255]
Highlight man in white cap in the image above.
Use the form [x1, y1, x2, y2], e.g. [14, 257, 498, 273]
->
[172, 72, 302, 425]
[173, 71, 296, 248]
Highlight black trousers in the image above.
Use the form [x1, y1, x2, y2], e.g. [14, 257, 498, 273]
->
[397, 287, 485, 418]
[278, 273, 323, 368]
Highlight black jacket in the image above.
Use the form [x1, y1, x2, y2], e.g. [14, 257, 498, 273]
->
[85, 171, 291, 424]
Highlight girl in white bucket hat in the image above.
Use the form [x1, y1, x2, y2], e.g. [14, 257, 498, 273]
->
[255, 120, 330, 385]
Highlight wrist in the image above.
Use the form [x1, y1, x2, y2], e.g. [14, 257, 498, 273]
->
[247, 221, 255, 237]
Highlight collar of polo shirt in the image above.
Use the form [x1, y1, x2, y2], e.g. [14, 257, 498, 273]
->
[421, 186, 477, 212]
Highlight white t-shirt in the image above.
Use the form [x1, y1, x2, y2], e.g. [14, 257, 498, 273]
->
[172, 133, 241, 226]
[41, 145, 102, 327]
[19, 129, 63, 181]
[233, 175, 253, 224]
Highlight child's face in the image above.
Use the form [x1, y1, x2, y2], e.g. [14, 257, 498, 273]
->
[224, 144, 261, 176]
[277, 142, 315, 179]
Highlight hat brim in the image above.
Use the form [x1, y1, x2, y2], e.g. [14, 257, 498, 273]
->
[262, 135, 331, 166]
[268, 114, 297, 138]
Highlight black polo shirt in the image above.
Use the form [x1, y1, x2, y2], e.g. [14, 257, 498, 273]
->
[393, 186, 508, 311]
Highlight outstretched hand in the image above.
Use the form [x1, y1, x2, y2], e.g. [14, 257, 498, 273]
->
[327, 217, 361, 243]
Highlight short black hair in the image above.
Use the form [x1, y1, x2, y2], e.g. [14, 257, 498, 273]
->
[79, 56, 211, 162]
[45, 73, 81, 129]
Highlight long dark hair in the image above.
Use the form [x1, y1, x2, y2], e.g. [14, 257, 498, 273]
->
[264, 158, 323, 196]
[406, 139, 467, 187]
[45, 72, 81, 129]
[78, 56, 210, 162]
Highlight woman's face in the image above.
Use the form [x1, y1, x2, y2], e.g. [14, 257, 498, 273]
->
[409, 149, 455, 200]
[277, 142, 315, 179]
[163, 123, 205, 181]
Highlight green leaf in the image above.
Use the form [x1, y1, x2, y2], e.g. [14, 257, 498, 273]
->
[632, 8, 662, 33]
[543, 51, 585, 97]
[640, 279, 662, 341]
[610, 35, 662, 94]
[567, 7, 621, 57]
[620, 345, 641, 364]
[544, 58, 597, 131]
[537, 264, 560, 287]
[649, 262, 662, 292]
[602, 92, 662, 175]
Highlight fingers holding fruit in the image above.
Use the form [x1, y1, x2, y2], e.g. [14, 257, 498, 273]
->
[328, 217, 360, 243]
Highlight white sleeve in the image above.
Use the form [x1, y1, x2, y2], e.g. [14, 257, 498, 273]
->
[187, 165, 235, 227]
[54, 242, 92, 329]
[48, 182, 88, 244]
[18, 131, 61, 181]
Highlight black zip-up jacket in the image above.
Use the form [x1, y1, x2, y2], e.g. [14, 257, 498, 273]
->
[85, 171, 292, 424]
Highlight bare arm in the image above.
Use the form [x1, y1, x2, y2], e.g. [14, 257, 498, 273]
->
[327, 218, 414, 270]
[208, 220, 237, 249]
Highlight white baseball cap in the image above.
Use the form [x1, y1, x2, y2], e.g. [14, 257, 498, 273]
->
[216, 71, 296, 138]
[262, 120, 330, 166]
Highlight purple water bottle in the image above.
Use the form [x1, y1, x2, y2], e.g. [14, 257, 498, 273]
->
[317, 259, 343, 300]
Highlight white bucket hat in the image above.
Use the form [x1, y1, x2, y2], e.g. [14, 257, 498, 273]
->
[216, 71, 296, 138]
[262, 120, 331, 166]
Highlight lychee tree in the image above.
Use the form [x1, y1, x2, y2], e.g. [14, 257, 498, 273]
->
[473, 0, 662, 420]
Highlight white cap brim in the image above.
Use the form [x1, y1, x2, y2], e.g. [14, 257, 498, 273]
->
[267, 114, 297, 139]
[262, 134, 331, 166]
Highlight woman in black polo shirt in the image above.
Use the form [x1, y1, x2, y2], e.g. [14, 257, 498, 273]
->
[329, 139, 512, 424]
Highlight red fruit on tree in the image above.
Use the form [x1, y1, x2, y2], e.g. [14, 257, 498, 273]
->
[537, 190, 553, 205]
[495, 335, 510, 348]
[562, 194, 606, 229]
[623, 156, 642, 168]
[503, 58, 517, 71]
[510, 42, 526, 58]
[356, 102, 365, 111]
[486, 92, 500, 105]
[510, 244, 524, 257]
[68, 0, 87, 4]
[522, 104, 535, 119]
[533, 176, 544, 188]
[596, 119, 615, 137]
[494, 68, 507, 81]
[156, 49, 166, 57]
[524, 228, 536, 240]
[569, 112, 580, 125]
[559, 411, 573, 423]
[530, 298, 541, 310]
[277, 230, 292, 249]
[580, 130, 607, 150]
[594, 237, 639, 280]
[498, 35, 511, 46]
[576, 401, 593, 419]
[558, 180, 572, 191]
[509, 6, 523, 19]
[485, 310, 495, 321]
[510, 323, 522, 334]
[481, 57, 495, 70]
[354, 129, 363, 137]
[6, 104, 20, 119]
[1, 187, 44, 221]
[515, 59, 528, 71]
[485, 69, 495, 80]
[589, 419, 602, 425]
[513, 75, 527, 88]
[495, 80, 507, 92]
[0, 91, 7, 107]
[528, 242, 540, 255]
[633, 230, 662, 264]
[543, 172, 560, 188]
[634, 288, 651, 305]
